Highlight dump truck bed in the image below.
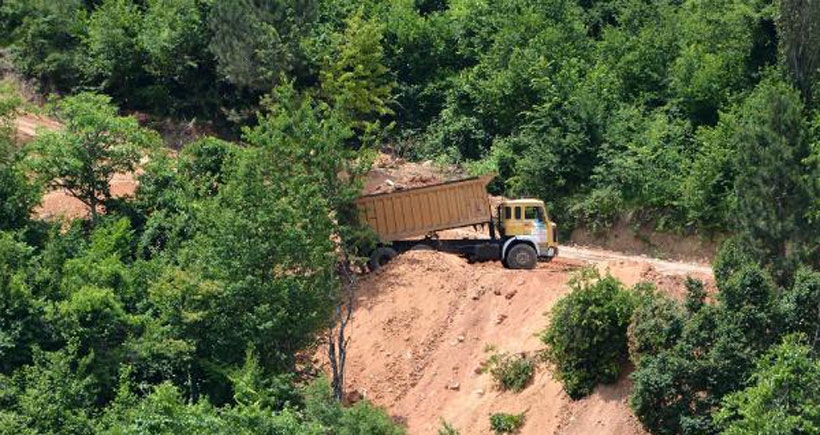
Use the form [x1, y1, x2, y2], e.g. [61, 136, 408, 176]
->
[356, 175, 494, 242]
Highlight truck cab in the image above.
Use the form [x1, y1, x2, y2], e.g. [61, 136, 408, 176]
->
[498, 199, 558, 265]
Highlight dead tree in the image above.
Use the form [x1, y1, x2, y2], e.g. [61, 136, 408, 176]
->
[328, 258, 356, 402]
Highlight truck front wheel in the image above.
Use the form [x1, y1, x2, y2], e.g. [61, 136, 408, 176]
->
[506, 244, 537, 270]
[369, 247, 398, 271]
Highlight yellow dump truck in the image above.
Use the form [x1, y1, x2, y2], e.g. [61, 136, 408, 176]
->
[355, 175, 558, 270]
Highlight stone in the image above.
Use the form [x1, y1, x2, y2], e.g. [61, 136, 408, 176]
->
[505, 290, 517, 300]
[447, 381, 460, 391]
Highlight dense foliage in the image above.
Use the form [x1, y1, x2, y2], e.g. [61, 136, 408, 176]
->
[715, 334, 820, 434]
[627, 242, 820, 434]
[3, 0, 820, 238]
[0, 80, 400, 432]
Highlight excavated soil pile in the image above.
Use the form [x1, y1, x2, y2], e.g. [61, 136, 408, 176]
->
[363, 154, 464, 195]
[337, 250, 659, 435]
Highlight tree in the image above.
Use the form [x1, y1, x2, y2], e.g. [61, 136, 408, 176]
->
[5, 0, 87, 92]
[208, 0, 317, 92]
[320, 8, 395, 140]
[0, 82, 40, 231]
[778, 0, 820, 105]
[630, 261, 781, 434]
[731, 77, 815, 280]
[84, 0, 146, 102]
[716, 334, 820, 434]
[28, 93, 158, 221]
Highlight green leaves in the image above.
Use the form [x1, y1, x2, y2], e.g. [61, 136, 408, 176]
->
[28, 93, 159, 221]
[320, 8, 395, 140]
[541, 268, 636, 399]
[716, 334, 820, 434]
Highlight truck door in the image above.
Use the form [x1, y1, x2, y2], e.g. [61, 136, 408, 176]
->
[525, 206, 549, 252]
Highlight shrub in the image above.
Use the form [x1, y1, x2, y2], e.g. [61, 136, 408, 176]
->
[438, 419, 460, 435]
[489, 412, 525, 434]
[485, 353, 536, 393]
[541, 268, 636, 399]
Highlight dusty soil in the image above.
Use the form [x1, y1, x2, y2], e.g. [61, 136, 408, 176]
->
[570, 220, 724, 265]
[14, 112, 62, 143]
[332, 250, 712, 435]
[363, 154, 464, 195]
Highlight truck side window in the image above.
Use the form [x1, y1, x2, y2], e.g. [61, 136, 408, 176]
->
[524, 206, 537, 220]
[504, 206, 512, 220]
[514, 207, 521, 220]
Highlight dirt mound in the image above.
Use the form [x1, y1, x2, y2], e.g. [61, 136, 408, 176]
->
[363, 153, 464, 195]
[330, 250, 670, 434]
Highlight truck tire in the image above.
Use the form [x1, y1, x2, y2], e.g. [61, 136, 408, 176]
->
[369, 247, 398, 271]
[506, 244, 537, 270]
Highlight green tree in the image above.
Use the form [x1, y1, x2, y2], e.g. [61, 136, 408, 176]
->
[778, 0, 820, 105]
[0, 232, 48, 374]
[0, 82, 40, 231]
[730, 77, 815, 280]
[320, 8, 396, 140]
[630, 261, 781, 434]
[28, 93, 158, 221]
[207, 0, 317, 92]
[5, 0, 87, 92]
[716, 334, 820, 434]
[84, 0, 146, 101]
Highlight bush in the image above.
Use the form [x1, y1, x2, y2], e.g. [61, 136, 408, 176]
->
[438, 419, 460, 435]
[485, 353, 536, 393]
[489, 412, 525, 434]
[541, 268, 636, 399]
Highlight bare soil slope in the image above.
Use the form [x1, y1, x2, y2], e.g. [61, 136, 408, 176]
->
[338, 250, 712, 434]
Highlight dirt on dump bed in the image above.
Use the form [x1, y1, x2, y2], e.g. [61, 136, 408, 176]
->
[363, 154, 465, 195]
[326, 250, 713, 434]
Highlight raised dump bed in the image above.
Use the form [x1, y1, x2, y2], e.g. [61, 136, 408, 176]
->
[355, 175, 494, 242]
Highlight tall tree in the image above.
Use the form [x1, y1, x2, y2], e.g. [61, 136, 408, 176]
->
[731, 77, 815, 278]
[84, 0, 146, 102]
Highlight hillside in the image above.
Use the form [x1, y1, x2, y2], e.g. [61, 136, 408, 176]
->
[325, 247, 713, 434]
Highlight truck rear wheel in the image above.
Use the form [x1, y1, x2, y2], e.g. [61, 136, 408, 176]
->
[369, 247, 397, 271]
[506, 244, 537, 270]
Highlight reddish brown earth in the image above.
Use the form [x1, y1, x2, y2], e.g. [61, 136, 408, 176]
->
[333, 250, 712, 435]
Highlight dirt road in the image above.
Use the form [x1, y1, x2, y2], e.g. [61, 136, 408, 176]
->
[560, 245, 712, 275]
